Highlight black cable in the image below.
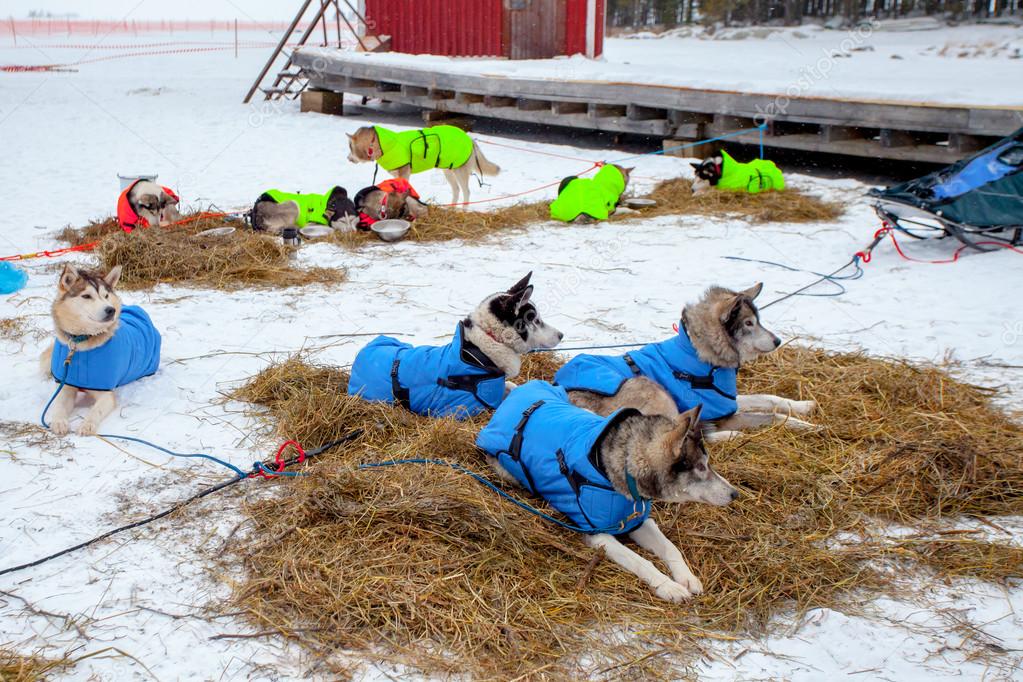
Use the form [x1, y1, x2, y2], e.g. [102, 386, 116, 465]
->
[0, 430, 362, 577]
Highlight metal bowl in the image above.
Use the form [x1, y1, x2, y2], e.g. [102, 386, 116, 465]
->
[299, 225, 332, 239]
[371, 219, 412, 242]
[195, 226, 236, 238]
[624, 198, 657, 209]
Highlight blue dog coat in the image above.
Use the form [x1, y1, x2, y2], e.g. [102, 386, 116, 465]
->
[476, 380, 651, 535]
[347, 323, 506, 419]
[51, 305, 162, 391]
[554, 326, 738, 420]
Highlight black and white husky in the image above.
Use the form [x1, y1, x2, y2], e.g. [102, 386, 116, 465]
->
[347, 273, 563, 418]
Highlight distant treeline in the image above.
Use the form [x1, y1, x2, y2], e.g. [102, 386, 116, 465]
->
[607, 0, 1023, 25]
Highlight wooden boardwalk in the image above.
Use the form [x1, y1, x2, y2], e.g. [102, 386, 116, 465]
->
[291, 49, 1023, 165]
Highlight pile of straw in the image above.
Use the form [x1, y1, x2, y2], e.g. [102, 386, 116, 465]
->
[0, 648, 68, 682]
[330, 178, 840, 248]
[58, 214, 346, 291]
[225, 347, 1023, 677]
[0, 317, 29, 342]
[641, 178, 842, 224]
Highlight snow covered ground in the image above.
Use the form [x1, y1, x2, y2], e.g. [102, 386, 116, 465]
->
[304, 19, 1023, 107]
[1, 26, 1022, 681]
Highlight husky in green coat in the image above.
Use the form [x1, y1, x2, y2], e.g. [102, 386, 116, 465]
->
[346, 124, 501, 206]
[550, 164, 633, 223]
[251, 186, 359, 234]
[691, 150, 784, 194]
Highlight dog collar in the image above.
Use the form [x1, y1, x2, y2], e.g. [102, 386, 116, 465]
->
[69, 334, 91, 344]
[625, 470, 647, 503]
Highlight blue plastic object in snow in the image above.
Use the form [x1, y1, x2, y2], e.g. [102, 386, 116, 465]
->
[0, 263, 27, 294]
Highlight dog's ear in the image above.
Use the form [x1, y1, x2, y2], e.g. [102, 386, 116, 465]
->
[690, 162, 701, 169]
[161, 190, 179, 206]
[346, 132, 354, 140]
[103, 265, 122, 290]
[719, 295, 744, 325]
[58, 264, 80, 293]
[675, 404, 703, 433]
[740, 282, 763, 300]
[506, 272, 532, 295]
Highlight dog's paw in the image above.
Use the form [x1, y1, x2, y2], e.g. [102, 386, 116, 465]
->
[50, 418, 70, 436]
[673, 572, 704, 596]
[790, 400, 818, 416]
[77, 421, 99, 436]
[653, 580, 692, 603]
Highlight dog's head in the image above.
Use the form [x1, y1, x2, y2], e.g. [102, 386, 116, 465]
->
[129, 181, 179, 227]
[467, 272, 563, 354]
[642, 405, 738, 506]
[346, 126, 380, 164]
[52, 264, 123, 338]
[613, 164, 634, 189]
[684, 283, 780, 366]
[690, 155, 724, 185]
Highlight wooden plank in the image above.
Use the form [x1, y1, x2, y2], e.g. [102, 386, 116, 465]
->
[375, 81, 401, 93]
[300, 89, 344, 115]
[948, 133, 986, 153]
[820, 125, 868, 143]
[627, 104, 667, 121]
[517, 98, 551, 111]
[590, 103, 626, 118]
[552, 101, 587, 115]
[663, 139, 716, 159]
[429, 89, 455, 100]
[484, 95, 516, 108]
[456, 92, 485, 104]
[880, 128, 916, 148]
[401, 84, 429, 97]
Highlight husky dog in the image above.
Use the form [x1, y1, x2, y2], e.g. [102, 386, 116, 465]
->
[550, 164, 634, 224]
[478, 381, 736, 602]
[42, 265, 162, 436]
[251, 186, 359, 234]
[119, 180, 182, 231]
[555, 284, 816, 442]
[690, 150, 784, 195]
[347, 273, 562, 419]
[353, 178, 429, 228]
[346, 124, 500, 205]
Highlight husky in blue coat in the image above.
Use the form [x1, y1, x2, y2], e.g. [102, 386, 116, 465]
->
[558, 283, 818, 442]
[44, 265, 162, 437]
[479, 380, 738, 602]
[348, 273, 563, 419]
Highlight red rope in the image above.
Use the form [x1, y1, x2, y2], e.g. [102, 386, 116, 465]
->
[251, 440, 306, 479]
[438, 162, 602, 208]
[480, 139, 600, 165]
[885, 228, 1023, 264]
[0, 211, 233, 262]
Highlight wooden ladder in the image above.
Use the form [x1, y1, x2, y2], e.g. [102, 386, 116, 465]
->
[244, 0, 371, 103]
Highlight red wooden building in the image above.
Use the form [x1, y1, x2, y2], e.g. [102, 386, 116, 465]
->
[361, 0, 605, 59]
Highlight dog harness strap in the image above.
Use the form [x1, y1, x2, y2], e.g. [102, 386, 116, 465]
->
[390, 358, 411, 411]
[623, 353, 642, 375]
[508, 399, 545, 494]
[437, 372, 504, 402]
[671, 369, 737, 400]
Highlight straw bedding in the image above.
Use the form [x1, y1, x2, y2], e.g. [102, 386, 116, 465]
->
[0, 648, 67, 682]
[330, 179, 839, 247]
[58, 214, 346, 291]
[226, 347, 1023, 678]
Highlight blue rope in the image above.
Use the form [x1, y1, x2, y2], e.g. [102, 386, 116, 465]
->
[724, 255, 863, 304]
[359, 458, 637, 534]
[608, 124, 768, 165]
[42, 361, 248, 478]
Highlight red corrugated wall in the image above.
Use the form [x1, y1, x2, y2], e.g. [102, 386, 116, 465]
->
[364, 0, 603, 58]
[365, 0, 504, 57]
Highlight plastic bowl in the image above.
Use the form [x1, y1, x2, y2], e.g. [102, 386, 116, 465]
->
[625, 198, 657, 209]
[196, 226, 236, 238]
[118, 174, 158, 191]
[299, 225, 332, 239]
[371, 219, 412, 242]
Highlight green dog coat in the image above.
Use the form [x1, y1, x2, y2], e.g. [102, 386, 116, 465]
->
[716, 150, 785, 193]
[373, 125, 474, 174]
[259, 188, 335, 227]
[549, 165, 626, 222]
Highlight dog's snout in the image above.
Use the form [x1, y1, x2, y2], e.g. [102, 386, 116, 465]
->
[103, 306, 116, 319]
[557, 331, 564, 341]
[772, 335, 782, 348]
[729, 489, 740, 501]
